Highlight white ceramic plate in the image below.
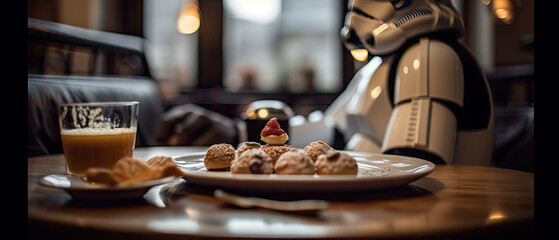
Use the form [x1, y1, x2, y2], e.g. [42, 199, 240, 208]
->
[39, 174, 178, 201]
[174, 151, 435, 193]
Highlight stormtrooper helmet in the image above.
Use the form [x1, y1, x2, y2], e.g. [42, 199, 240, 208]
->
[340, 0, 464, 55]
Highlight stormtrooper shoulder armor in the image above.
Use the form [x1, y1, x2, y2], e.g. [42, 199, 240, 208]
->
[394, 37, 464, 107]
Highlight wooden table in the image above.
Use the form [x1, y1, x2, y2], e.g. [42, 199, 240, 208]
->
[28, 146, 534, 239]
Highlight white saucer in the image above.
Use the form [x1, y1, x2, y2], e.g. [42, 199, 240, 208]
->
[39, 174, 178, 201]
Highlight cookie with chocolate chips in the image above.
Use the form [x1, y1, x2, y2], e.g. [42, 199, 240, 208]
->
[315, 150, 358, 175]
[231, 148, 274, 174]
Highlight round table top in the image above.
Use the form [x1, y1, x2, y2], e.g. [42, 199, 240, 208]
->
[28, 146, 534, 239]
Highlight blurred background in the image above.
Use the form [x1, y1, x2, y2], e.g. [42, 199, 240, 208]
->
[27, 0, 534, 172]
[28, 0, 533, 118]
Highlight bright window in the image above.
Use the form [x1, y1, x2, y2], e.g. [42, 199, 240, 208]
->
[223, 0, 343, 93]
[143, 0, 198, 89]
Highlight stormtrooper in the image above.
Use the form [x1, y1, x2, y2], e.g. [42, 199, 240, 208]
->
[318, 0, 494, 165]
[157, 0, 494, 166]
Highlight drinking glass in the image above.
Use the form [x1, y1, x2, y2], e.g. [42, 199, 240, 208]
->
[58, 101, 139, 176]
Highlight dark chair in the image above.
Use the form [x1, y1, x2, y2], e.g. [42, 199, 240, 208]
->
[27, 18, 164, 157]
[28, 74, 164, 156]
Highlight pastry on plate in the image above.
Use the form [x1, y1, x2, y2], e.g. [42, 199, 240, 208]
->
[86, 157, 158, 184]
[274, 150, 315, 175]
[260, 117, 289, 145]
[315, 150, 358, 175]
[304, 140, 334, 163]
[85, 155, 182, 184]
[146, 155, 185, 178]
[231, 148, 274, 174]
[259, 118, 295, 165]
[236, 142, 261, 158]
[261, 144, 297, 166]
[204, 143, 236, 170]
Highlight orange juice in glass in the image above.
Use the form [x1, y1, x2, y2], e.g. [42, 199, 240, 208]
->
[58, 102, 139, 176]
